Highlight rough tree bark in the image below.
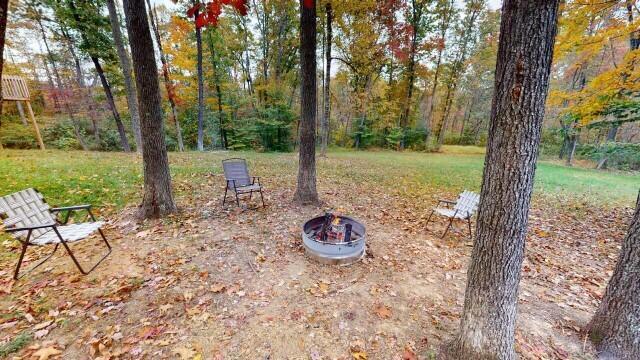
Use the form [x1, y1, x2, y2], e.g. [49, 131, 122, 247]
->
[441, 0, 560, 358]
[106, 0, 142, 152]
[320, 1, 332, 157]
[293, 0, 319, 205]
[587, 191, 640, 359]
[194, 2, 205, 151]
[146, 0, 185, 151]
[122, 0, 177, 219]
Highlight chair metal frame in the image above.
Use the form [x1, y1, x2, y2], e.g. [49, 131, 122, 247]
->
[1, 191, 111, 280]
[221, 158, 266, 208]
[426, 191, 479, 239]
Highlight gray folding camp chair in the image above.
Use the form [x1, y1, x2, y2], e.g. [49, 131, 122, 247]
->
[0, 188, 111, 280]
[222, 158, 265, 207]
[426, 190, 480, 239]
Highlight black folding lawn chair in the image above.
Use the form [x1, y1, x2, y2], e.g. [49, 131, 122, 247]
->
[222, 158, 266, 208]
[0, 188, 111, 280]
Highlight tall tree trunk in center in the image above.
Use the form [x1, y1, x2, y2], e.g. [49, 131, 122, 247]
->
[587, 191, 640, 359]
[106, 0, 142, 152]
[122, 0, 177, 219]
[294, 0, 319, 205]
[320, 1, 332, 157]
[441, 1, 560, 358]
[194, 2, 205, 151]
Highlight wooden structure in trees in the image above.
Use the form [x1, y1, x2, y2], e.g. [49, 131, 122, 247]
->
[2, 75, 45, 150]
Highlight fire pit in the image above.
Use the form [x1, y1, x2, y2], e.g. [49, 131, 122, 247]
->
[302, 213, 366, 265]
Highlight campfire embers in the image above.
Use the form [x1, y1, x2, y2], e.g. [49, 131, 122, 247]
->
[302, 213, 366, 265]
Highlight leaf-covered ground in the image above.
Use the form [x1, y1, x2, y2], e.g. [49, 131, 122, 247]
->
[0, 149, 637, 359]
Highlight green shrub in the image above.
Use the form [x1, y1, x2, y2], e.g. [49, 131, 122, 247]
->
[42, 120, 85, 150]
[0, 332, 32, 357]
[0, 120, 37, 149]
[577, 142, 640, 171]
[540, 128, 564, 156]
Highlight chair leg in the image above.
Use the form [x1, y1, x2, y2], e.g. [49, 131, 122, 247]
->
[98, 228, 112, 251]
[55, 227, 112, 276]
[467, 218, 473, 239]
[235, 191, 240, 207]
[259, 189, 266, 207]
[222, 187, 228, 206]
[59, 240, 87, 274]
[14, 242, 61, 280]
[13, 241, 29, 280]
[441, 218, 454, 239]
[249, 190, 253, 200]
[425, 210, 435, 229]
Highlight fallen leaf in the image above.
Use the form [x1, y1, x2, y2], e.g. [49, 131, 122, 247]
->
[374, 304, 392, 319]
[402, 346, 417, 360]
[173, 346, 197, 359]
[33, 320, 53, 330]
[33, 346, 62, 360]
[210, 283, 226, 293]
[351, 350, 367, 360]
[34, 329, 49, 339]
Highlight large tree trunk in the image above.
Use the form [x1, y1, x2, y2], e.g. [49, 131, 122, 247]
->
[441, 1, 560, 359]
[588, 191, 640, 359]
[122, 0, 177, 219]
[106, 0, 142, 152]
[147, 0, 184, 151]
[320, 1, 332, 157]
[293, 0, 319, 205]
[194, 3, 205, 151]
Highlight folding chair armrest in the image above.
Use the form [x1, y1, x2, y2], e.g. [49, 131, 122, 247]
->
[51, 204, 98, 224]
[51, 205, 91, 212]
[5, 223, 56, 233]
[437, 199, 456, 207]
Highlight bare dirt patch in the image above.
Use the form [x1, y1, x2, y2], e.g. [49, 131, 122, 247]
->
[0, 178, 632, 359]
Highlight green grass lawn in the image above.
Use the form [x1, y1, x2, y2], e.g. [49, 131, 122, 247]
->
[0, 147, 637, 213]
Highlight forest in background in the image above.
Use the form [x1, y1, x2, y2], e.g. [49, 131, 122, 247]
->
[0, 0, 639, 170]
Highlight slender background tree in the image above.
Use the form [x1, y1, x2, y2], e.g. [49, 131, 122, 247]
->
[106, 0, 142, 152]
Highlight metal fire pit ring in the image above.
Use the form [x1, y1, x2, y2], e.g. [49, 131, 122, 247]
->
[302, 215, 366, 265]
